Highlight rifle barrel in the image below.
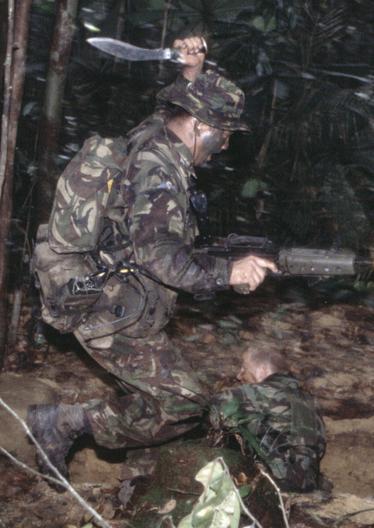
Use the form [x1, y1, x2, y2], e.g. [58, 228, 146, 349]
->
[198, 239, 373, 277]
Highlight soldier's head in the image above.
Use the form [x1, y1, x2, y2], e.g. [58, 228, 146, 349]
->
[237, 344, 288, 384]
[157, 70, 249, 166]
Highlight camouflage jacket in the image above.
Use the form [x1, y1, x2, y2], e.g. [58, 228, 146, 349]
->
[209, 373, 326, 477]
[46, 103, 233, 336]
[115, 114, 232, 294]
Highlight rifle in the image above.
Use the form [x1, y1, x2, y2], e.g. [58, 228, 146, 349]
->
[64, 235, 372, 307]
[196, 234, 372, 276]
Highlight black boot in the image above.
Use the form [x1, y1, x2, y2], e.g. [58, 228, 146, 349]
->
[27, 403, 91, 485]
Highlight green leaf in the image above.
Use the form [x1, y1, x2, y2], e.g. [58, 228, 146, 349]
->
[249, 14, 277, 32]
[251, 16, 266, 31]
[177, 458, 242, 528]
[241, 179, 268, 198]
[221, 399, 240, 419]
[239, 484, 252, 498]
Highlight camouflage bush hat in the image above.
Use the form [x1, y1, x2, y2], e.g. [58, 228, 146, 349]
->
[157, 69, 250, 132]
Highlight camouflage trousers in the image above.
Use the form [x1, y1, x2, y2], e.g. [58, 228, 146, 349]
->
[74, 327, 207, 450]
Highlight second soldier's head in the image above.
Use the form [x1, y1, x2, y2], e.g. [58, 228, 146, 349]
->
[237, 344, 288, 384]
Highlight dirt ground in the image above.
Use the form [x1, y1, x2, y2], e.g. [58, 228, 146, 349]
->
[1, 277, 374, 527]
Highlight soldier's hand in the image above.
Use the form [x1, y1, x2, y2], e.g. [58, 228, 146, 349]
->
[229, 255, 278, 293]
[173, 36, 207, 80]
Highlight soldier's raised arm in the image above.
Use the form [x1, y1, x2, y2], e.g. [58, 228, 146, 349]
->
[172, 36, 207, 81]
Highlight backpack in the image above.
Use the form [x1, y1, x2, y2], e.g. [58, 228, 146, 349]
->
[32, 115, 170, 335]
[49, 134, 128, 253]
[32, 134, 129, 333]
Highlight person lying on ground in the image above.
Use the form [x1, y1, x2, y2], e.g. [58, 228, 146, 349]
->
[209, 344, 326, 492]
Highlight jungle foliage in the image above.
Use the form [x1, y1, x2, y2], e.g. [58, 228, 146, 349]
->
[10, 0, 374, 272]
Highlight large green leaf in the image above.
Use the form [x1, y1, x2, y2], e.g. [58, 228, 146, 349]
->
[177, 458, 242, 528]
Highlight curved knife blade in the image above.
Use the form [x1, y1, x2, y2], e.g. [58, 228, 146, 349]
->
[87, 37, 183, 63]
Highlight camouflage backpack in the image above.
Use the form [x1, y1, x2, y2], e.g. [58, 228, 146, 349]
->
[32, 134, 129, 333]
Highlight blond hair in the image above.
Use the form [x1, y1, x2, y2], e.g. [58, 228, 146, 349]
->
[242, 343, 288, 375]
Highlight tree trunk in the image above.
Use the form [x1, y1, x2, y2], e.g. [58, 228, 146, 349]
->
[115, 0, 127, 41]
[0, 0, 8, 92]
[0, 0, 33, 369]
[111, 0, 127, 72]
[36, 0, 79, 226]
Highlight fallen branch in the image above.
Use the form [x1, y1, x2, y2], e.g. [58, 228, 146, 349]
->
[0, 397, 113, 528]
[258, 466, 290, 528]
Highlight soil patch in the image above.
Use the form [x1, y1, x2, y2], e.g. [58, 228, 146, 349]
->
[1, 282, 374, 526]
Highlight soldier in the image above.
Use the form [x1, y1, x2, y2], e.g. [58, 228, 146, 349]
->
[209, 345, 326, 492]
[27, 36, 277, 483]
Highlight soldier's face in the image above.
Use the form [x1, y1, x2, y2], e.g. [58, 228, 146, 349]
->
[237, 353, 256, 384]
[194, 125, 231, 165]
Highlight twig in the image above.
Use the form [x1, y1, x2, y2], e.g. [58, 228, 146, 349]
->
[0, 445, 64, 487]
[257, 79, 278, 168]
[6, 214, 32, 349]
[219, 458, 263, 528]
[232, 481, 263, 528]
[158, 1, 172, 78]
[160, 1, 172, 50]
[333, 508, 374, 527]
[7, 288, 23, 347]
[258, 466, 290, 528]
[0, 397, 113, 528]
[166, 487, 200, 496]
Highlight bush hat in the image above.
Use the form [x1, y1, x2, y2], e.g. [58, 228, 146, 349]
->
[157, 69, 250, 132]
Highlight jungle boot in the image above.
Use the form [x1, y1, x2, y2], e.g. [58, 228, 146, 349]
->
[27, 403, 91, 483]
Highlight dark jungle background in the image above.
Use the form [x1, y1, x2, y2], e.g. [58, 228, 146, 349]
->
[0, 0, 373, 363]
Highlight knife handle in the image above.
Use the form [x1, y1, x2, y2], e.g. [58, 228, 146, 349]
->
[170, 37, 208, 64]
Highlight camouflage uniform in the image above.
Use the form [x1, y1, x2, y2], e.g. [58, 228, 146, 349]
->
[43, 71, 248, 449]
[209, 373, 326, 491]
